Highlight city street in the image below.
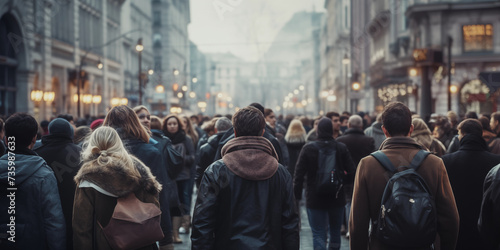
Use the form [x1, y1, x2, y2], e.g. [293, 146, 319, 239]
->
[175, 201, 350, 250]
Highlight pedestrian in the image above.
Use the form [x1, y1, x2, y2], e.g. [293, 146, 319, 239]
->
[265, 108, 286, 136]
[306, 115, 323, 142]
[214, 103, 285, 165]
[73, 126, 162, 250]
[103, 105, 173, 249]
[442, 119, 500, 250]
[364, 113, 385, 149]
[336, 115, 375, 237]
[349, 102, 459, 250]
[34, 118, 82, 250]
[479, 116, 500, 154]
[478, 163, 500, 249]
[294, 117, 356, 250]
[411, 118, 447, 157]
[162, 114, 195, 243]
[191, 106, 299, 249]
[195, 117, 232, 188]
[432, 116, 455, 149]
[284, 119, 307, 179]
[133, 106, 182, 237]
[0, 113, 66, 250]
[326, 112, 342, 139]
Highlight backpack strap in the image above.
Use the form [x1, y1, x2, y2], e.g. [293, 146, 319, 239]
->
[371, 151, 396, 173]
[409, 150, 430, 171]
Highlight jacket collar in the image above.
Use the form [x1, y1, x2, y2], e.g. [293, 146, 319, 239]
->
[221, 136, 279, 181]
[343, 128, 365, 135]
[459, 134, 489, 151]
[379, 136, 425, 150]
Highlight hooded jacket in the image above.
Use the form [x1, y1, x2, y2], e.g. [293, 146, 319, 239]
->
[73, 156, 161, 250]
[350, 137, 459, 250]
[191, 136, 299, 250]
[364, 122, 386, 149]
[411, 118, 447, 157]
[34, 118, 82, 250]
[0, 148, 66, 250]
[442, 134, 500, 250]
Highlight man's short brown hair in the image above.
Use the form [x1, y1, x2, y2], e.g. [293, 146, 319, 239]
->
[382, 102, 412, 136]
[232, 106, 266, 137]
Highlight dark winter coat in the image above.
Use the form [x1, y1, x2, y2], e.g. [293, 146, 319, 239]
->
[214, 127, 285, 165]
[0, 148, 66, 250]
[478, 164, 500, 249]
[293, 138, 356, 209]
[34, 134, 82, 250]
[195, 132, 224, 187]
[150, 129, 180, 209]
[191, 136, 299, 250]
[337, 128, 375, 166]
[73, 156, 161, 250]
[286, 141, 305, 179]
[442, 134, 500, 250]
[165, 131, 195, 181]
[118, 132, 172, 245]
[350, 137, 459, 250]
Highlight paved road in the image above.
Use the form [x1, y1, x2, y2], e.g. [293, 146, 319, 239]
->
[174, 202, 349, 250]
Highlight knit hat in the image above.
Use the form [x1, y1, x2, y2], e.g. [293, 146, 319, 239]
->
[90, 119, 104, 130]
[317, 117, 333, 139]
[48, 118, 74, 139]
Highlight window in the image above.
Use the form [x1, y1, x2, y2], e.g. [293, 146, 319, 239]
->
[463, 24, 493, 52]
[345, 6, 348, 29]
[153, 11, 161, 26]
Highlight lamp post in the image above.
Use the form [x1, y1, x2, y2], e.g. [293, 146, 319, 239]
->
[447, 35, 453, 111]
[342, 53, 350, 112]
[136, 38, 144, 105]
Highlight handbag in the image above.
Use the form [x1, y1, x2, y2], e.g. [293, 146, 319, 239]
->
[99, 192, 164, 250]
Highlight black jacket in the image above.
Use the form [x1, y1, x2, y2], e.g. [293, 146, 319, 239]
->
[479, 164, 500, 249]
[150, 129, 180, 209]
[286, 141, 305, 179]
[336, 128, 375, 166]
[442, 134, 500, 250]
[191, 136, 299, 250]
[34, 135, 81, 250]
[294, 138, 356, 209]
[195, 132, 224, 187]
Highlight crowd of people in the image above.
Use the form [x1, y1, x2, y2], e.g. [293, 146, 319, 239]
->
[1, 102, 500, 249]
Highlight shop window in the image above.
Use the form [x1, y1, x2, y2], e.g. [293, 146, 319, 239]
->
[463, 24, 493, 52]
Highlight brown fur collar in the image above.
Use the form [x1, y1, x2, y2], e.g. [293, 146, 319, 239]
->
[74, 155, 161, 197]
[221, 136, 278, 181]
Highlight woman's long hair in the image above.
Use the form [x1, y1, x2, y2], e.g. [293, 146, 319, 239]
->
[80, 126, 140, 180]
[181, 115, 198, 145]
[285, 119, 307, 144]
[103, 105, 150, 143]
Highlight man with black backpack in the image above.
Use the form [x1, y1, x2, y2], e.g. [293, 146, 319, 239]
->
[349, 102, 459, 250]
[294, 117, 356, 250]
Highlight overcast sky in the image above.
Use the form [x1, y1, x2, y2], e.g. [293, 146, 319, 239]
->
[188, 0, 325, 62]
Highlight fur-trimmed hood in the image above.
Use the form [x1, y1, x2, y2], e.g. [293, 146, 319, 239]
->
[74, 155, 161, 197]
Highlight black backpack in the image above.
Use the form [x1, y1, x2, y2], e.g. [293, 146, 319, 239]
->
[313, 141, 344, 198]
[371, 150, 437, 248]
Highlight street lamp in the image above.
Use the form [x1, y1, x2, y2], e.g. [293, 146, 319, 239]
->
[97, 59, 103, 70]
[343, 53, 350, 112]
[136, 38, 144, 105]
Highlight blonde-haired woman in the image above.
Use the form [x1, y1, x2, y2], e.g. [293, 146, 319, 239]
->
[285, 119, 307, 179]
[412, 118, 447, 157]
[103, 105, 174, 248]
[73, 126, 162, 250]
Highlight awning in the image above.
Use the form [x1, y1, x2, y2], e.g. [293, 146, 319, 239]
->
[479, 72, 500, 93]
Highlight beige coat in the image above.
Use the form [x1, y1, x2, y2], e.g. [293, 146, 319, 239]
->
[349, 137, 459, 250]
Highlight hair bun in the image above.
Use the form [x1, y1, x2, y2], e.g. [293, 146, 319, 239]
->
[100, 150, 108, 157]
